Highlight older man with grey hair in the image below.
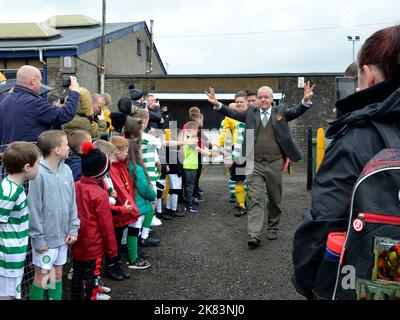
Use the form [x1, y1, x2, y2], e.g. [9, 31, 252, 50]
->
[0, 65, 80, 146]
[206, 83, 314, 248]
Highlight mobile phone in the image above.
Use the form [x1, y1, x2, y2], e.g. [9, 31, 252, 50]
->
[335, 77, 356, 101]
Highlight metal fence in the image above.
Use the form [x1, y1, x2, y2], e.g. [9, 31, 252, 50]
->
[0, 145, 36, 299]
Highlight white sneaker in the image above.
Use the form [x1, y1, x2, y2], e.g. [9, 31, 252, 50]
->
[98, 284, 111, 294]
[96, 292, 111, 300]
[151, 216, 162, 226]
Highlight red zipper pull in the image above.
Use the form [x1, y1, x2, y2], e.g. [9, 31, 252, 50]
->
[353, 213, 365, 232]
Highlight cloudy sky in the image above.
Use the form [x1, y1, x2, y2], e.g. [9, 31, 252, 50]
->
[2, 0, 399, 74]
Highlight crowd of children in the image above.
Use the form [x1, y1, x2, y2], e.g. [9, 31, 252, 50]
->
[0, 87, 242, 300]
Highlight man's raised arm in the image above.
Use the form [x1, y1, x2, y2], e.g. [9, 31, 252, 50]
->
[205, 87, 246, 123]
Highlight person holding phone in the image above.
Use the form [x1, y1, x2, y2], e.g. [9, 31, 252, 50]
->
[293, 25, 400, 300]
[145, 94, 162, 129]
[0, 66, 80, 146]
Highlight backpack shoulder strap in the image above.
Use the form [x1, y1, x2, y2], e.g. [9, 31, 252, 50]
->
[369, 120, 400, 149]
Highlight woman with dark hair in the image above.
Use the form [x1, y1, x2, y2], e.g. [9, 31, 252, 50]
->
[293, 25, 400, 300]
[109, 97, 132, 135]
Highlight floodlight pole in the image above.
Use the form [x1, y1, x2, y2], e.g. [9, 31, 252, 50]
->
[99, 0, 106, 94]
[347, 35, 360, 63]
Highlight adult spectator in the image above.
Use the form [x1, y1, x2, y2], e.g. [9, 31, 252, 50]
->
[102, 92, 115, 133]
[129, 88, 145, 108]
[144, 94, 162, 129]
[292, 25, 400, 300]
[206, 83, 314, 248]
[0, 65, 80, 147]
[160, 105, 172, 129]
[48, 94, 62, 108]
[110, 97, 132, 135]
[63, 89, 107, 139]
[246, 91, 258, 107]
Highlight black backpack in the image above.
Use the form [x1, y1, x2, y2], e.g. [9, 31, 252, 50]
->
[333, 121, 400, 300]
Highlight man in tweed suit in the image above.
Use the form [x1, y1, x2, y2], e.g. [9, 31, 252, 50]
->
[206, 83, 314, 248]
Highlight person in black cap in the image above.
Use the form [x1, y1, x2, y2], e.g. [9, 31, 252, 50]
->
[130, 88, 145, 108]
[71, 141, 120, 299]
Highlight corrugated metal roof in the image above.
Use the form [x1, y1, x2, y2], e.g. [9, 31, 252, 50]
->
[0, 23, 62, 39]
[0, 22, 140, 49]
[44, 15, 101, 28]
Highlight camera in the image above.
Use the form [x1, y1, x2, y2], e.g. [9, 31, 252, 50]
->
[62, 77, 71, 88]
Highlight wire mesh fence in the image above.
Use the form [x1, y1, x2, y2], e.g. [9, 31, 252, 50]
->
[1, 144, 35, 299]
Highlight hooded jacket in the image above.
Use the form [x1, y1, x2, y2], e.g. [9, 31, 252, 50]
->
[72, 176, 118, 261]
[292, 79, 400, 298]
[62, 87, 107, 138]
[0, 86, 79, 146]
[108, 160, 140, 227]
[28, 157, 80, 250]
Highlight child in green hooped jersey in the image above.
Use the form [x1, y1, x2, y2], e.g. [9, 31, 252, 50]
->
[0, 142, 40, 300]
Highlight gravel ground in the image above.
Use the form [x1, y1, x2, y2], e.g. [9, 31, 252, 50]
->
[67, 163, 311, 300]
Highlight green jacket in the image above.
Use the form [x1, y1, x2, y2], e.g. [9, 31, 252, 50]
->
[129, 163, 156, 214]
[62, 87, 107, 138]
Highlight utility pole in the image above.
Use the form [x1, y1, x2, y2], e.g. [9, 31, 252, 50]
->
[147, 20, 154, 74]
[99, 0, 106, 94]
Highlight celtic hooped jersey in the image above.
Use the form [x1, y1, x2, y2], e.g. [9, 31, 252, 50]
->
[0, 177, 29, 278]
[141, 132, 162, 188]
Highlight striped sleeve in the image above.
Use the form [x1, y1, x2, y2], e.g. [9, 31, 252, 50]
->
[232, 122, 246, 161]
[0, 178, 21, 223]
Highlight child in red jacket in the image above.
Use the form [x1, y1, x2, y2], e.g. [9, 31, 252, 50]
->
[94, 139, 140, 281]
[71, 142, 118, 300]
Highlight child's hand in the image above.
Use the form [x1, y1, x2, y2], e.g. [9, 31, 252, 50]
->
[65, 235, 77, 245]
[111, 190, 117, 198]
[123, 200, 134, 212]
[185, 137, 198, 145]
[224, 158, 233, 169]
[35, 245, 48, 254]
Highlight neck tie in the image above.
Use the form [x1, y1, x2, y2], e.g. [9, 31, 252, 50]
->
[262, 111, 269, 127]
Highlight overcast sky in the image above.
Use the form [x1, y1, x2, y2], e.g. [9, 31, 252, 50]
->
[2, 0, 399, 74]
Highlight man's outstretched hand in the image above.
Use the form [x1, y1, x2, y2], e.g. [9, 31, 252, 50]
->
[205, 87, 219, 107]
[303, 81, 315, 103]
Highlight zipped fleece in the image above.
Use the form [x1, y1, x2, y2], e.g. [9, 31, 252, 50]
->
[28, 157, 80, 250]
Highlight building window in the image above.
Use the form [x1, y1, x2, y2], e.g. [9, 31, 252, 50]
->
[146, 45, 151, 62]
[137, 39, 142, 56]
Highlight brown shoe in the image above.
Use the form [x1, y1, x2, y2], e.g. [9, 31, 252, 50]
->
[247, 237, 261, 248]
[267, 231, 278, 240]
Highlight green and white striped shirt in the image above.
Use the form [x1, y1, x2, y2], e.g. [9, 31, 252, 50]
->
[232, 122, 246, 161]
[142, 132, 162, 189]
[0, 177, 29, 278]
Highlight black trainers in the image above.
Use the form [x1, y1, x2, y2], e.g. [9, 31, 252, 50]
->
[103, 268, 124, 281]
[156, 211, 171, 220]
[235, 207, 247, 217]
[193, 195, 205, 203]
[127, 258, 151, 270]
[139, 237, 161, 247]
[247, 237, 261, 249]
[166, 209, 185, 217]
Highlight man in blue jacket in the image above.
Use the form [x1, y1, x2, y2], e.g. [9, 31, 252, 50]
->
[0, 65, 80, 148]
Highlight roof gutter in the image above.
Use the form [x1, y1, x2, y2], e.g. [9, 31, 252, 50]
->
[0, 45, 78, 52]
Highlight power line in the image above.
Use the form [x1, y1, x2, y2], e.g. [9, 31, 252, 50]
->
[156, 20, 397, 39]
